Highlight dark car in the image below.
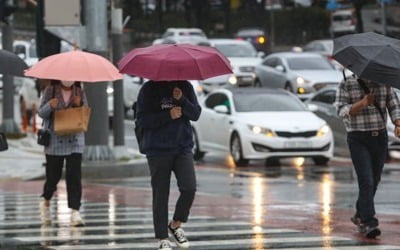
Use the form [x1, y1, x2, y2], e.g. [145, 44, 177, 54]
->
[235, 28, 269, 53]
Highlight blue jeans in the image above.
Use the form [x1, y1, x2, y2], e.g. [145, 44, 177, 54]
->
[347, 130, 387, 227]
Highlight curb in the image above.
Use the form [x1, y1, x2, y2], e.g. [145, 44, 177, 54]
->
[81, 158, 149, 179]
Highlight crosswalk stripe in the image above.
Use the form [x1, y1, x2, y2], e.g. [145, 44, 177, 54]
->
[0, 206, 144, 215]
[0, 215, 214, 227]
[1, 193, 399, 250]
[0, 221, 253, 234]
[0, 201, 112, 207]
[15, 228, 301, 242]
[49, 236, 352, 250]
[275, 247, 400, 250]
[0, 210, 162, 219]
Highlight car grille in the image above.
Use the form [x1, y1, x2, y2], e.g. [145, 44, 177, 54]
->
[313, 82, 338, 91]
[203, 82, 226, 86]
[275, 131, 317, 138]
[239, 66, 255, 72]
[252, 142, 331, 152]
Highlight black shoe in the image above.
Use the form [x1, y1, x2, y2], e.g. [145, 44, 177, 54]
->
[360, 224, 381, 239]
[350, 214, 361, 226]
[168, 223, 189, 249]
[350, 214, 364, 232]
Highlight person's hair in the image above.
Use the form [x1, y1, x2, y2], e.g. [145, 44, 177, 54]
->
[50, 79, 61, 85]
[51, 79, 82, 88]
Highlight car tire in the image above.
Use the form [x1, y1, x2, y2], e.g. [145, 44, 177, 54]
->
[265, 158, 280, 167]
[254, 79, 262, 87]
[284, 82, 293, 93]
[230, 133, 249, 167]
[312, 156, 329, 166]
[192, 128, 205, 161]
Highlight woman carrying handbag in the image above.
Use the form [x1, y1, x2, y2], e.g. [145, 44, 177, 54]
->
[38, 79, 88, 227]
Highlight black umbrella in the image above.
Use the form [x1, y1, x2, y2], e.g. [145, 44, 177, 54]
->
[333, 32, 400, 88]
[0, 49, 28, 77]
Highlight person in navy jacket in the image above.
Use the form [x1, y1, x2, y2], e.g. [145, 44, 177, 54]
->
[136, 80, 201, 250]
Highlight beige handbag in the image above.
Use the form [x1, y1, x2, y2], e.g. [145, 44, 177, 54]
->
[54, 106, 91, 135]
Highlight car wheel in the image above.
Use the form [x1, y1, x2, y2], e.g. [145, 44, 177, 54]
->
[230, 133, 249, 167]
[312, 156, 329, 166]
[284, 82, 293, 93]
[254, 79, 262, 87]
[192, 128, 205, 161]
[265, 158, 280, 166]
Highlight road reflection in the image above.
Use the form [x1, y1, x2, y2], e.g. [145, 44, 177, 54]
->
[251, 176, 265, 249]
[320, 173, 333, 242]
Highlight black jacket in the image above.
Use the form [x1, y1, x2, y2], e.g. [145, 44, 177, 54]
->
[136, 81, 201, 156]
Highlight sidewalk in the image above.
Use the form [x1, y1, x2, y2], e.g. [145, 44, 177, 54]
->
[0, 132, 148, 181]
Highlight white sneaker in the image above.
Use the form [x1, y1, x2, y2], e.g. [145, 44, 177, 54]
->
[70, 210, 85, 227]
[39, 200, 51, 226]
[168, 223, 190, 248]
[158, 239, 172, 250]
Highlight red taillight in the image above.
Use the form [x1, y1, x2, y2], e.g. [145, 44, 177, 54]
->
[236, 37, 243, 41]
[328, 55, 334, 61]
[351, 18, 357, 25]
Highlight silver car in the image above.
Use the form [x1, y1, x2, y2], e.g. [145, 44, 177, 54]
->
[255, 52, 343, 99]
[201, 39, 262, 93]
[304, 86, 400, 157]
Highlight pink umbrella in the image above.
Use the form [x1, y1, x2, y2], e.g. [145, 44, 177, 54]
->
[24, 50, 122, 82]
[118, 44, 232, 81]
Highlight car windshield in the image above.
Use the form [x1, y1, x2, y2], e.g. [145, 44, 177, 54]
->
[215, 43, 257, 57]
[178, 31, 206, 37]
[233, 93, 306, 112]
[287, 57, 334, 70]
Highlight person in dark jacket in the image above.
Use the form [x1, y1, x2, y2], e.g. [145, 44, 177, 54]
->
[136, 80, 201, 250]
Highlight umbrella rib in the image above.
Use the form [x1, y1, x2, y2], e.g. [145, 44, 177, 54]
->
[179, 47, 204, 79]
[358, 45, 392, 77]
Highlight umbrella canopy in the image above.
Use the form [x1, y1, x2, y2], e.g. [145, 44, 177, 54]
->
[24, 50, 122, 82]
[118, 44, 232, 81]
[0, 49, 28, 77]
[333, 32, 400, 88]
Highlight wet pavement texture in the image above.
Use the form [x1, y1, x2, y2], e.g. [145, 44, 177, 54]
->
[0, 155, 400, 249]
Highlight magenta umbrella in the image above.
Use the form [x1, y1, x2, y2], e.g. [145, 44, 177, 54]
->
[118, 44, 232, 81]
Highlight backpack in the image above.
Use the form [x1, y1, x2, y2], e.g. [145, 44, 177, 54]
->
[132, 102, 145, 154]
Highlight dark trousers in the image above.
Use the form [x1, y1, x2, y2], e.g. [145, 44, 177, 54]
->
[42, 153, 82, 210]
[347, 130, 387, 227]
[147, 153, 196, 239]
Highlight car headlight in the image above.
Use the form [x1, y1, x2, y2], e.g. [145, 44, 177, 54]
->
[248, 125, 276, 137]
[228, 75, 237, 85]
[296, 76, 310, 85]
[106, 86, 114, 95]
[317, 124, 330, 137]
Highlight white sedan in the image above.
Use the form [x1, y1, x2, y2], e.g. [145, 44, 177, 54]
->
[192, 88, 334, 166]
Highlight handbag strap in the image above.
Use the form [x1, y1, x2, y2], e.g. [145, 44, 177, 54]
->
[357, 78, 385, 121]
[42, 84, 56, 129]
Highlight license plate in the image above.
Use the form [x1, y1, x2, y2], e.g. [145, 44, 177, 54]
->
[284, 141, 312, 148]
[240, 77, 253, 82]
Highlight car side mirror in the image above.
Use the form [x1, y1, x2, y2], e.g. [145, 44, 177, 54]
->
[307, 103, 318, 112]
[275, 65, 285, 72]
[214, 105, 229, 114]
